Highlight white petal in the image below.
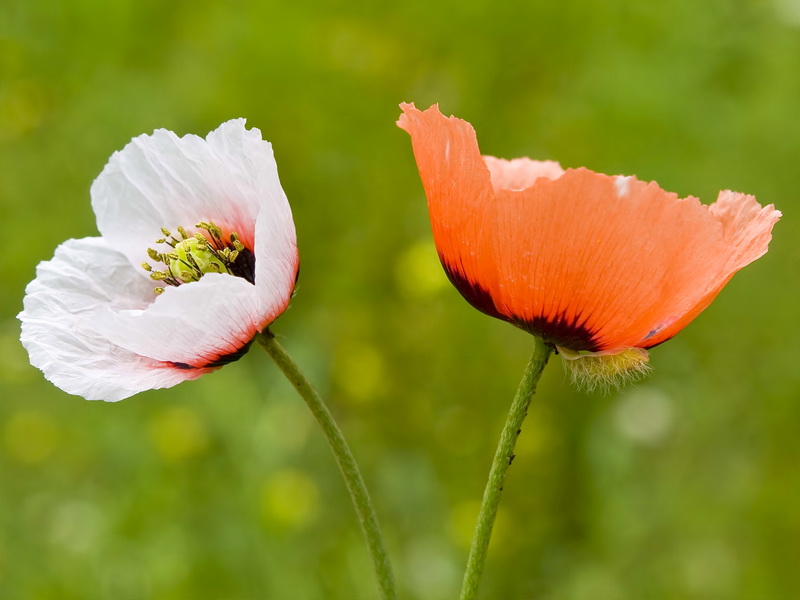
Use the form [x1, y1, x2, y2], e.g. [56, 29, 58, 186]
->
[483, 156, 564, 191]
[91, 118, 286, 270]
[90, 272, 264, 366]
[19, 238, 205, 402]
[254, 182, 299, 322]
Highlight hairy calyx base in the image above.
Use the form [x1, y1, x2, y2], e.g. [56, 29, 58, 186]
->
[558, 346, 651, 392]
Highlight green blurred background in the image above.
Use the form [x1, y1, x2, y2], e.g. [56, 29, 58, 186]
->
[2, 0, 799, 598]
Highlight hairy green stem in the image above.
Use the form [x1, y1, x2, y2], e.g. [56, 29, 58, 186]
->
[459, 336, 553, 600]
[257, 332, 398, 600]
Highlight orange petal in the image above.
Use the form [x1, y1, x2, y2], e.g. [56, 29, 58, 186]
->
[642, 190, 780, 347]
[490, 170, 780, 350]
[398, 104, 781, 352]
[398, 103, 505, 320]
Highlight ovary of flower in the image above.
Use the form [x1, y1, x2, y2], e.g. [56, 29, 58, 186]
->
[169, 236, 228, 282]
[19, 119, 299, 402]
[142, 223, 252, 294]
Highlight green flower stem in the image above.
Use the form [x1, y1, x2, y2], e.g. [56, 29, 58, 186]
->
[460, 336, 553, 600]
[256, 332, 398, 600]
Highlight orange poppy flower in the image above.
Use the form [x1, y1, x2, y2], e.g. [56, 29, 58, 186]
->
[398, 103, 780, 380]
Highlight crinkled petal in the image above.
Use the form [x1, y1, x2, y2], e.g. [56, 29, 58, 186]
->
[91, 118, 287, 269]
[398, 104, 781, 353]
[397, 102, 505, 321]
[254, 186, 299, 321]
[19, 238, 207, 401]
[491, 170, 779, 351]
[641, 190, 780, 347]
[90, 273, 264, 367]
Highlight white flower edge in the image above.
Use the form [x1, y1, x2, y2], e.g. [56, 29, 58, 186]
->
[20, 238, 209, 401]
[91, 118, 289, 271]
[19, 120, 299, 401]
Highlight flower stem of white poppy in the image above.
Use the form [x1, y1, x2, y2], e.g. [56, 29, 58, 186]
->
[256, 331, 398, 600]
[459, 336, 553, 600]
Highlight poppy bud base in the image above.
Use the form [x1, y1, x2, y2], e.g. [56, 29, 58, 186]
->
[559, 347, 651, 392]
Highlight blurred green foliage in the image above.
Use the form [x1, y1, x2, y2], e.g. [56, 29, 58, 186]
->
[2, 0, 800, 598]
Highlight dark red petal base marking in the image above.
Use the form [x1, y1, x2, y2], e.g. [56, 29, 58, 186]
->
[169, 339, 254, 370]
[515, 314, 600, 352]
[440, 259, 507, 322]
[230, 247, 256, 284]
[443, 261, 600, 351]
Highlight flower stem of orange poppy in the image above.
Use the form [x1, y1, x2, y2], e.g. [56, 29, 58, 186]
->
[460, 335, 553, 600]
[256, 331, 398, 600]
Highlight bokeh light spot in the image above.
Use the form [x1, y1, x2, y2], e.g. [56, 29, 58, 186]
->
[774, 0, 800, 26]
[0, 79, 47, 141]
[564, 564, 624, 600]
[48, 500, 105, 554]
[395, 239, 449, 299]
[254, 399, 312, 453]
[449, 500, 480, 549]
[148, 407, 209, 462]
[260, 469, 320, 529]
[514, 404, 554, 459]
[448, 500, 511, 551]
[334, 341, 386, 404]
[613, 386, 674, 446]
[4, 410, 60, 465]
[681, 539, 738, 596]
[403, 537, 459, 599]
[0, 321, 35, 384]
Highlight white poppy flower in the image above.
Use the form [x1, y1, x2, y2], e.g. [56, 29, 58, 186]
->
[19, 119, 299, 401]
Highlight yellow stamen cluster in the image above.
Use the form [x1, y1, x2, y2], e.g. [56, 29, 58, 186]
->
[141, 222, 247, 294]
